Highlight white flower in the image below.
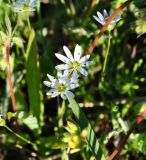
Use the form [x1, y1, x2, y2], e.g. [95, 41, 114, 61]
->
[55, 44, 93, 77]
[43, 73, 79, 100]
[57, 70, 79, 84]
[8, 0, 38, 12]
[93, 9, 121, 28]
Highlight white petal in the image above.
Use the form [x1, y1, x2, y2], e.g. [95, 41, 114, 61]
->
[61, 93, 67, 99]
[43, 81, 51, 87]
[74, 44, 81, 61]
[47, 74, 56, 82]
[63, 46, 74, 60]
[47, 89, 59, 97]
[66, 91, 74, 98]
[71, 70, 79, 82]
[55, 64, 70, 70]
[93, 16, 105, 25]
[47, 89, 57, 94]
[64, 69, 72, 75]
[72, 70, 78, 78]
[109, 9, 114, 16]
[78, 67, 88, 76]
[97, 11, 105, 21]
[57, 71, 66, 83]
[57, 70, 63, 77]
[110, 14, 121, 26]
[70, 83, 79, 90]
[58, 78, 64, 84]
[59, 75, 68, 83]
[55, 53, 70, 64]
[103, 9, 108, 18]
[30, 0, 38, 7]
[115, 15, 121, 22]
[80, 55, 90, 63]
[81, 61, 94, 67]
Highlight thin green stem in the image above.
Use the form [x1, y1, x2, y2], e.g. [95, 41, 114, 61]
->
[58, 100, 66, 129]
[101, 30, 111, 82]
[26, 13, 31, 30]
[4, 125, 35, 147]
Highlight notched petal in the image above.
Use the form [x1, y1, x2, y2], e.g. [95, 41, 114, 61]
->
[55, 53, 70, 64]
[74, 44, 81, 61]
[80, 55, 90, 63]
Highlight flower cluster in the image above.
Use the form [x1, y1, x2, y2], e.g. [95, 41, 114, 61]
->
[8, 0, 38, 12]
[43, 44, 93, 99]
[62, 120, 88, 149]
[93, 9, 121, 28]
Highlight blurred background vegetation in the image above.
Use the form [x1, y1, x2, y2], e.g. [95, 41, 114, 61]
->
[0, 0, 146, 159]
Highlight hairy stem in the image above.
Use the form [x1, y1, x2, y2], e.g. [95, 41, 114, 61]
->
[5, 44, 17, 112]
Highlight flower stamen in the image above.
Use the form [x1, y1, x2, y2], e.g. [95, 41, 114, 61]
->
[71, 61, 80, 70]
[57, 84, 66, 92]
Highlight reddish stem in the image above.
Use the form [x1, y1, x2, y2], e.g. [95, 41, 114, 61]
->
[5, 44, 17, 112]
[108, 108, 146, 160]
[86, 0, 133, 54]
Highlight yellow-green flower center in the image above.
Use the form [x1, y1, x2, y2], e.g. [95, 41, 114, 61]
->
[23, 4, 30, 11]
[71, 61, 80, 70]
[57, 84, 66, 92]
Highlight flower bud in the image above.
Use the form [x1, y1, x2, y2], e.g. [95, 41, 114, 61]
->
[81, 128, 88, 138]
[62, 133, 71, 143]
[68, 135, 81, 149]
[7, 112, 13, 121]
[90, 156, 96, 160]
[66, 120, 79, 134]
[0, 117, 6, 126]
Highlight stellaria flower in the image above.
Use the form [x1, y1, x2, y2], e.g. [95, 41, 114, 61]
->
[57, 70, 79, 84]
[55, 44, 93, 77]
[93, 9, 121, 28]
[43, 73, 79, 100]
[8, 0, 38, 12]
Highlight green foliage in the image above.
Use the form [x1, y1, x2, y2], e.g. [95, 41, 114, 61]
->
[0, 0, 146, 159]
[25, 29, 44, 129]
[128, 133, 146, 155]
[68, 96, 106, 160]
[13, 111, 39, 132]
[0, 116, 6, 126]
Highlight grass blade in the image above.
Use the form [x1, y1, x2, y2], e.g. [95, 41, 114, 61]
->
[26, 29, 44, 129]
[67, 96, 106, 160]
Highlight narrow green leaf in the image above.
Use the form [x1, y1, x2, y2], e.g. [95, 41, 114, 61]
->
[67, 96, 106, 160]
[25, 29, 44, 129]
